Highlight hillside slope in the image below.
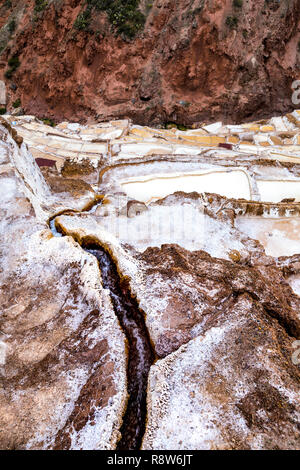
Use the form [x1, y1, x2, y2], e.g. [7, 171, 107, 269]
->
[0, 0, 300, 125]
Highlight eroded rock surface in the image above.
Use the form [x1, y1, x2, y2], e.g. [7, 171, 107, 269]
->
[0, 124, 127, 450]
[143, 294, 300, 450]
[137, 244, 300, 358]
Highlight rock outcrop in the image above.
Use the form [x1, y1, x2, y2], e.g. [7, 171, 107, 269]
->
[143, 293, 300, 450]
[0, 1, 300, 125]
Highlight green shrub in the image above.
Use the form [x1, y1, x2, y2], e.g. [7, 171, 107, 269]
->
[74, 8, 92, 30]
[226, 16, 238, 29]
[8, 19, 16, 33]
[95, 0, 146, 38]
[42, 118, 55, 127]
[5, 55, 20, 80]
[233, 0, 243, 7]
[0, 108, 7, 115]
[12, 98, 21, 108]
[34, 0, 48, 13]
[74, 0, 147, 39]
[165, 122, 188, 131]
[8, 56, 20, 69]
[4, 69, 13, 79]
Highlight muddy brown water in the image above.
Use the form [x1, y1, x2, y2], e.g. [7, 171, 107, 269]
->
[85, 245, 154, 450]
[49, 216, 154, 450]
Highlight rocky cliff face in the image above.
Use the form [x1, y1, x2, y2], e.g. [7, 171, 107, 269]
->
[0, 0, 300, 125]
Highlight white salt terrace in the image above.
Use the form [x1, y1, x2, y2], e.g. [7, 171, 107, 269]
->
[287, 275, 300, 297]
[121, 169, 252, 203]
[62, 204, 246, 261]
[257, 180, 300, 203]
[236, 217, 300, 257]
[5, 110, 300, 171]
[2, 112, 300, 261]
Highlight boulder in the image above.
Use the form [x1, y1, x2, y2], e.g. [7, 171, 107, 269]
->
[143, 293, 300, 450]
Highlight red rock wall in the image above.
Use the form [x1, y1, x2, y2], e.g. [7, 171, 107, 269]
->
[0, 0, 300, 125]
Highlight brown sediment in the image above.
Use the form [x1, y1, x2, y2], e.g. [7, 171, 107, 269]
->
[62, 158, 103, 178]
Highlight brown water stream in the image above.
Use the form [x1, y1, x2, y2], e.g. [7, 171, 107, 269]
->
[49, 214, 155, 450]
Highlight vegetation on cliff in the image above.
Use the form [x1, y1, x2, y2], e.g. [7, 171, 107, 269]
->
[74, 0, 146, 39]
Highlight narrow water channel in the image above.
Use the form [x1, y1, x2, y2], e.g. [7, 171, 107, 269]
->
[49, 216, 155, 450]
[85, 244, 154, 450]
